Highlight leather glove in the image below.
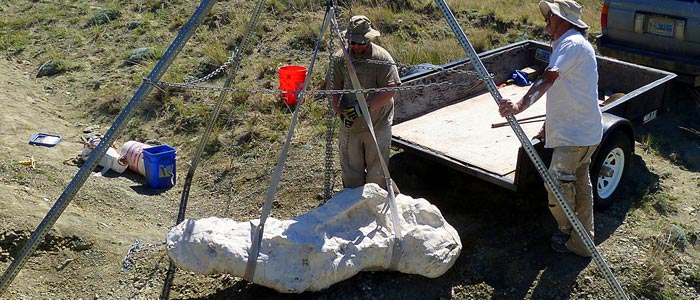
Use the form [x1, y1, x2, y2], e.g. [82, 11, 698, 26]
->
[343, 102, 362, 121]
[340, 113, 354, 128]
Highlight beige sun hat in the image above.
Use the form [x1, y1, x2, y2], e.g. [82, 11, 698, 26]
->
[342, 15, 381, 43]
[539, 0, 589, 30]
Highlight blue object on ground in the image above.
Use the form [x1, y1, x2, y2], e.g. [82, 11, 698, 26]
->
[511, 70, 532, 86]
[29, 133, 62, 147]
[142, 145, 176, 189]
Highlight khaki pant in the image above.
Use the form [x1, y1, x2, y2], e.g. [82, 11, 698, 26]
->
[339, 125, 391, 190]
[547, 145, 598, 257]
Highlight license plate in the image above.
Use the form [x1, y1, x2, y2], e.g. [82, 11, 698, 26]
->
[643, 110, 657, 124]
[647, 17, 674, 37]
[535, 48, 550, 63]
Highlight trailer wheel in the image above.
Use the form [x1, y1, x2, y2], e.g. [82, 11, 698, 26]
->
[591, 131, 632, 210]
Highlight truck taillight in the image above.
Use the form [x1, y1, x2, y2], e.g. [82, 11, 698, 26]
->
[601, 4, 609, 28]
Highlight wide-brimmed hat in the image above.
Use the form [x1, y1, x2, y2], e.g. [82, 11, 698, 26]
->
[342, 15, 381, 44]
[539, 0, 589, 30]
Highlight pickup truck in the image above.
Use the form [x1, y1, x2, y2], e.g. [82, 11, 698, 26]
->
[392, 40, 676, 209]
[597, 0, 700, 87]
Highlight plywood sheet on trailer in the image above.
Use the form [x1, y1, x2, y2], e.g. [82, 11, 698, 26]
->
[393, 84, 547, 176]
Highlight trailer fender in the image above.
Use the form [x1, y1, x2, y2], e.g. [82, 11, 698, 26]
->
[590, 113, 634, 210]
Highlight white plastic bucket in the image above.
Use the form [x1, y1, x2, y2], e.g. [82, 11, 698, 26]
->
[81, 146, 128, 174]
[119, 141, 153, 176]
[105, 147, 128, 173]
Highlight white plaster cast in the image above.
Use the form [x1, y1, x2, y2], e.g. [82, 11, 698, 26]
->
[166, 184, 462, 293]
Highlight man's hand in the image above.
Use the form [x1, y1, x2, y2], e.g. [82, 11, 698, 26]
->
[533, 124, 546, 141]
[498, 98, 521, 117]
[343, 102, 362, 120]
[340, 113, 354, 128]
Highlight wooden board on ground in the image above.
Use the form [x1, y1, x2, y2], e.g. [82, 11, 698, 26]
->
[393, 84, 547, 177]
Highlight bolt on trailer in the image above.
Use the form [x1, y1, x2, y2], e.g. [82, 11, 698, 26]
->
[392, 40, 676, 209]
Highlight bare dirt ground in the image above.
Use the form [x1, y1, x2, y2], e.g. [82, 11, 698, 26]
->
[1, 56, 699, 300]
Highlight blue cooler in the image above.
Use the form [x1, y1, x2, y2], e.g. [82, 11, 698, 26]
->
[142, 145, 176, 189]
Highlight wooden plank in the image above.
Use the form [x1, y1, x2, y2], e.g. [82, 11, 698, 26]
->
[393, 84, 547, 176]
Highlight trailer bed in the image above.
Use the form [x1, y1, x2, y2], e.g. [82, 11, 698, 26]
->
[393, 84, 546, 179]
[392, 40, 676, 191]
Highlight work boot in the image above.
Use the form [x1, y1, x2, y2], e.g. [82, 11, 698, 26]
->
[551, 230, 571, 253]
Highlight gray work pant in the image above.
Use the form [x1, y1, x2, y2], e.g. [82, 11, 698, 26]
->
[547, 145, 598, 257]
[338, 125, 391, 190]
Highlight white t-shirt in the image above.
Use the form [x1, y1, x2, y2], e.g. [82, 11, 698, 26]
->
[545, 29, 603, 148]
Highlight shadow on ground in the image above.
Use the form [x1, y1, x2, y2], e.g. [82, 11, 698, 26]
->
[183, 142, 658, 300]
[636, 83, 700, 172]
[388, 152, 603, 300]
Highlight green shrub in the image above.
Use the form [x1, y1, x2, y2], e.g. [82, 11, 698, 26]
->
[91, 8, 121, 26]
[0, 31, 28, 54]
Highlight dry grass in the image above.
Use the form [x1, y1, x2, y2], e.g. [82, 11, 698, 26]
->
[628, 227, 688, 300]
[0, 0, 611, 206]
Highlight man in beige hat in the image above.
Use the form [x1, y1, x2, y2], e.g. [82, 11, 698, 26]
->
[328, 15, 401, 190]
[498, 0, 602, 257]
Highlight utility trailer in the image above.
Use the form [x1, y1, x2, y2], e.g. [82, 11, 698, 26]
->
[392, 40, 676, 209]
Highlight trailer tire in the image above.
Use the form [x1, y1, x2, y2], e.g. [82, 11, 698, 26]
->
[591, 131, 632, 210]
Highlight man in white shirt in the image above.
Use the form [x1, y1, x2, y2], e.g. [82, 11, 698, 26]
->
[498, 0, 602, 257]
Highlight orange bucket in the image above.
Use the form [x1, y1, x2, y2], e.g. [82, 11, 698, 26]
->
[278, 65, 307, 105]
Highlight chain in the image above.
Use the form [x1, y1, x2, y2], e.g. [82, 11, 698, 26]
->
[146, 77, 477, 97]
[184, 47, 239, 85]
[162, 44, 486, 91]
[323, 26, 337, 201]
[253, 46, 487, 77]
[254, 45, 332, 58]
[121, 239, 166, 272]
[185, 44, 328, 84]
[357, 58, 485, 76]
[254, 45, 484, 74]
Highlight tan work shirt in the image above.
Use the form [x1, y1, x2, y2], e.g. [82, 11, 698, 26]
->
[331, 43, 401, 133]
